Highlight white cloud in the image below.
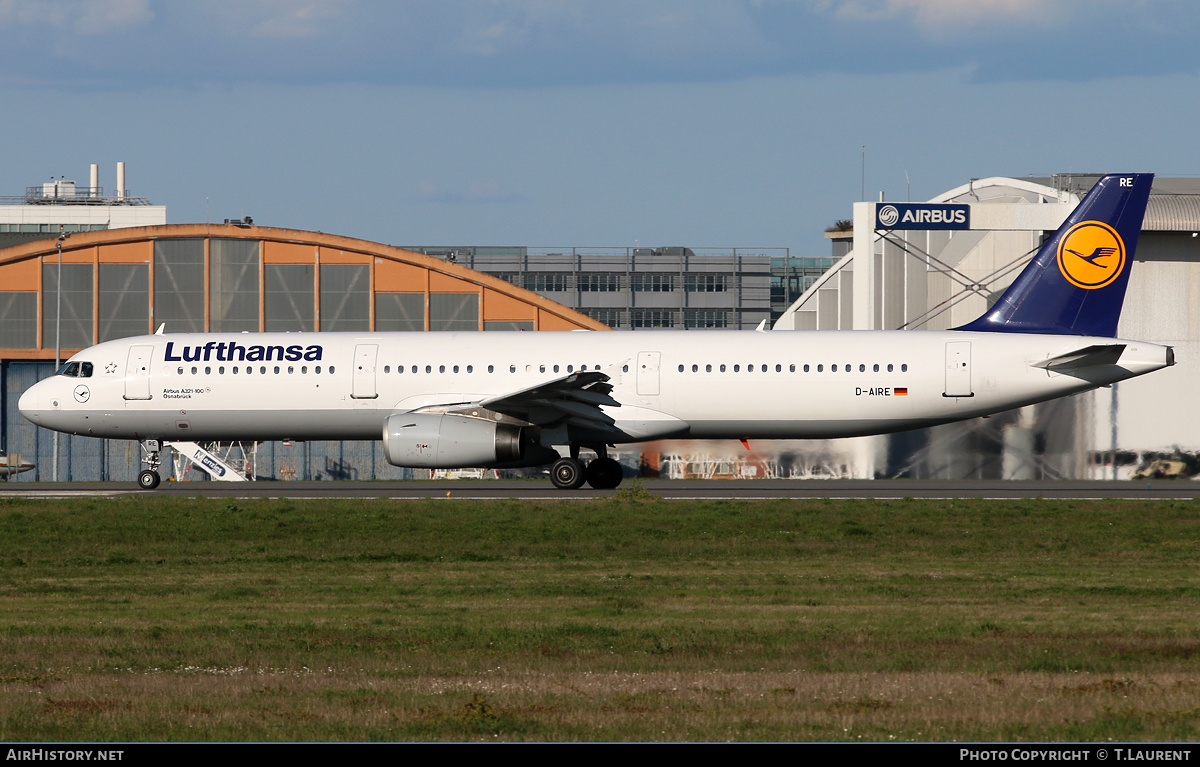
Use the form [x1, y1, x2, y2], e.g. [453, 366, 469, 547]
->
[827, 0, 1072, 31]
[0, 0, 152, 33]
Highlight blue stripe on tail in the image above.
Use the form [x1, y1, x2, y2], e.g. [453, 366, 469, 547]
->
[954, 173, 1153, 337]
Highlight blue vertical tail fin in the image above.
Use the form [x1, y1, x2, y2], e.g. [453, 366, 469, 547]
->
[954, 173, 1153, 337]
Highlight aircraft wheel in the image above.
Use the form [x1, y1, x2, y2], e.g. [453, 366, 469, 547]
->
[586, 457, 624, 489]
[550, 457, 586, 489]
[137, 470, 161, 490]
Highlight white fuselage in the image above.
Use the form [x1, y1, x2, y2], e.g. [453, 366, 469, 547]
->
[18, 329, 1172, 445]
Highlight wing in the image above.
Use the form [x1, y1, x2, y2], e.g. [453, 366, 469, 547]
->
[478, 370, 621, 433]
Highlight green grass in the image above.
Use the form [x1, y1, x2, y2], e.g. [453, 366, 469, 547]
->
[0, 495, 1199, 740]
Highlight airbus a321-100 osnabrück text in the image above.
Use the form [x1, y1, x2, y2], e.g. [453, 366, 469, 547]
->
[20, 174, 1170, 490]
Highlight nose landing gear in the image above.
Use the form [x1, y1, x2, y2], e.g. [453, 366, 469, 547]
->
[138, 440, 162, 490]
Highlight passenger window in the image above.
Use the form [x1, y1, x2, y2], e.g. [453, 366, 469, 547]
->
[329, 366, 335, 374]
[720, 364, 726, 372]
[315, 366, 321, 374]
[873, 364, 879, 372]
[384, 365, 390, 373]
[887, 364, 893, 372]
[273, 366, 280, 374]
[817, 364, 823, 372]
[748, 364, 754, 372]
[706, 364, 712, 372]
[191, 366, 198, 375]
[260, 366, 267, 374]
[734, 364, 740, 372]
[832, 364, 837, 372]
[859, 364, 865, 372]
[205, 366, 211, 375]
[901, 364, 908, 372]
[803, 364, 808, 372]
[678, 365, 684, 373]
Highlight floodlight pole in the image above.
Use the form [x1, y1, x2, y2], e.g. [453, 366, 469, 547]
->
[53, 228, 65, 482]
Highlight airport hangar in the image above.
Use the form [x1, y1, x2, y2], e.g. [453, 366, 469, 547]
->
[0, 217, 610, 482]
[773, 174, 1200, 481]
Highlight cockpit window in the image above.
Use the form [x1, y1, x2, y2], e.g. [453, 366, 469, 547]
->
[54, 361, 93, 378]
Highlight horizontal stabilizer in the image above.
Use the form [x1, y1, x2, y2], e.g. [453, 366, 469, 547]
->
[1031, 344, 1126, 372]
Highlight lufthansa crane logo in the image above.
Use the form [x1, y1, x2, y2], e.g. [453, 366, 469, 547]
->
[1057, 220, 1126, 289]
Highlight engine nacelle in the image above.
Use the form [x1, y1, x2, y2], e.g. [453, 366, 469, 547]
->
[382, 412, 529, 468]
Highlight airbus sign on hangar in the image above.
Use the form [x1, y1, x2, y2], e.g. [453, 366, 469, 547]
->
[775, 174, 1200, 480]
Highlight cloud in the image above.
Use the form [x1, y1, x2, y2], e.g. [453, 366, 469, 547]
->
[0, 0, 1196, 90]
[0, 0, 152, 33]
[827, 0, 1065, 29]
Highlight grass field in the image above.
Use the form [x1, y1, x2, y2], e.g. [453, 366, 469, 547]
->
[1, 490, 1199, 741]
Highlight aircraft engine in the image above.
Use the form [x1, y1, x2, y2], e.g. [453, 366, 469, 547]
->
[382, 412, 550, 468]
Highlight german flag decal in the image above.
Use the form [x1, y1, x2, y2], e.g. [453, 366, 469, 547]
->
[895, 387, 908, 396]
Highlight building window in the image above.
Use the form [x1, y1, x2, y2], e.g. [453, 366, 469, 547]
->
[430, 293, 480, 331]
[632, 273, 675, 292]
[684, 310, 728, 329]
[585, 309, 624, 328]
[579, 274, 622, 292]
[632, 309, 676, 328]
[685, 273, 728, 292]
[265, 264, 315, 332]
[320, 264, 370, 332]
[524, 273, 571, 292]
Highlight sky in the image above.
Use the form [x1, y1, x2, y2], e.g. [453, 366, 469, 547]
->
[2, 0, 1199, 257]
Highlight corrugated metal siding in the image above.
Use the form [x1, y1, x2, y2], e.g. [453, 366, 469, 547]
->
[1143, 196, 1200, 231]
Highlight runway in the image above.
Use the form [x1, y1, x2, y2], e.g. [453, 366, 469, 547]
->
[4, 478, 1199, 500]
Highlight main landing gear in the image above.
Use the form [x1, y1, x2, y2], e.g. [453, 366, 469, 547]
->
[138, 439, 162, 490]
[550, 446, 624, 490]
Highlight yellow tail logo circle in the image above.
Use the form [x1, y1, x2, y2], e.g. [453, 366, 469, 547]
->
[1057, 220, 1126, 289]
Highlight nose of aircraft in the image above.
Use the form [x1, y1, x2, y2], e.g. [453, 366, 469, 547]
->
[18, 382, 41, 424]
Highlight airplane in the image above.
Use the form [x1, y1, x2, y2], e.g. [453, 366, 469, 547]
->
[0, 450, 35, 479]
[19, 173, 1170, 490]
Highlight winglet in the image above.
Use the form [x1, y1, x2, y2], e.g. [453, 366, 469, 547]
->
[955, 174, 1153, 337]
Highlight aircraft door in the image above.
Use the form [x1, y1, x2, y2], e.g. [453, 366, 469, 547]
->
[636, 351, 661, 396]
[944, 341, 973, 398]
[351, 344, 379, 399]
[124, 344, 153, 401]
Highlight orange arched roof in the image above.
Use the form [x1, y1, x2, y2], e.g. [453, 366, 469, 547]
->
[0, 223, 609, 358]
